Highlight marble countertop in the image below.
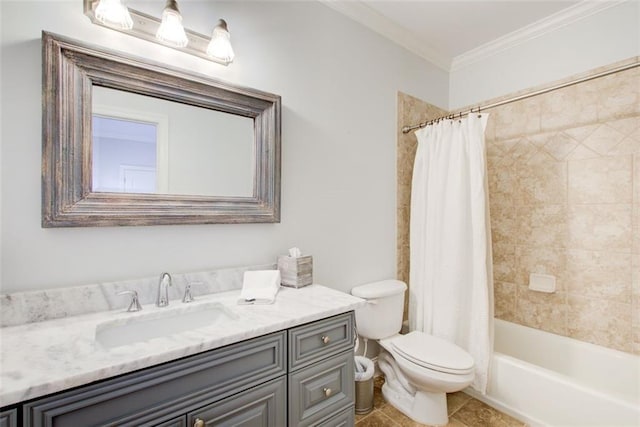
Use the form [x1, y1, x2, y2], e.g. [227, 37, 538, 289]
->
[0, 285, 365, 407]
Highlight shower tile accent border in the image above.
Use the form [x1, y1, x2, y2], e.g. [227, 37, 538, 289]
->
[0, 263, 275, 327]
[398, 57, 640, 355]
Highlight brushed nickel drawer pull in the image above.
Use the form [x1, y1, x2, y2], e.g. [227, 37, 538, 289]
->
[194, 418, 205, 427]
[321, 335, 330, 344]
[323, 387, 332, 397]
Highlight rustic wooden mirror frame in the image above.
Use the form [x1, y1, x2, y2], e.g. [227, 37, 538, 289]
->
[42, 32, 281, 227]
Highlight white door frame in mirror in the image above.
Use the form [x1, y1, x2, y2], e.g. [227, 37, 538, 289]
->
[92, 103, 170, 194]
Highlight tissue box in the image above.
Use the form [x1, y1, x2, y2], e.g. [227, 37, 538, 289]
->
[277, 255, 313, 288]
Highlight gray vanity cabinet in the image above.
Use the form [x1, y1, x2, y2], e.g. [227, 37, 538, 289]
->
[13, 312, 355, 427]
[23, 332, 286, 427]
[288, 312, 355, 426]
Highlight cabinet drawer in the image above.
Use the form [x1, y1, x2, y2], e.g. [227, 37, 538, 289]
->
[188, 376, 286, 427]
[24, 332, 285, 427]
[312, 406, 354, 427]
[288, 350, 354, 427]
[288, 312, 354, 371]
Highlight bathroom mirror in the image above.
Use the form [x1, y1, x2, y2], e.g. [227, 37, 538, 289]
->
[42, 32, 281, 227]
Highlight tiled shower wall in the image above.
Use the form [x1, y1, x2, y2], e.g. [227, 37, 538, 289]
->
[398, 59, 639, 355]
[486, 62, 639, 355]
[397, 93, 448, 319]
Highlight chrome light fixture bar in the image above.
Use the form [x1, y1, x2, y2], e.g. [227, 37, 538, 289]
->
[83, 0, 233, 65]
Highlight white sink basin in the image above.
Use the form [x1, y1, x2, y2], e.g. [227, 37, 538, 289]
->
[95, 302, 236, 349]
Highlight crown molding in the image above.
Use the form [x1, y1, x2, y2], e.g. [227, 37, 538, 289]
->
[321, 0, 626, 73]
[450, 0, 627, 72]
[319, 0, 451, 71]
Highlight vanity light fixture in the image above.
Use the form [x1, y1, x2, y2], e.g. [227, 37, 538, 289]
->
[156, 0, 188, 48]
[83, 0, 235, 65]
[94, 0, 133, 29]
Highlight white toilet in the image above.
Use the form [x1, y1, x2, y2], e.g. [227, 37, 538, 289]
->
[351, 280, 474, 426]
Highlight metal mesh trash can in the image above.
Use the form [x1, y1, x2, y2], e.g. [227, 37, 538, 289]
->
[354, 356, 374, 414]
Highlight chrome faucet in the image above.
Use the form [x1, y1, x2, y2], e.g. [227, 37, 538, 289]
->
[156, 272, 172, 307]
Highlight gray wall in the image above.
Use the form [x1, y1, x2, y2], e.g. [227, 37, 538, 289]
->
[0, 1, 448, 292]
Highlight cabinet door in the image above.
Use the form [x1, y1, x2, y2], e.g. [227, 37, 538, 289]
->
[0, 409, 17, 427]
[187, 377, 286, 427]
[289, 350, 354, 427]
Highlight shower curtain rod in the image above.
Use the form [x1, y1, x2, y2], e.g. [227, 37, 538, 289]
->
[402, 61, 640, 134]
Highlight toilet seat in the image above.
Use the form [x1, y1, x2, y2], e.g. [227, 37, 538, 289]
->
[390, 331, 474, 375]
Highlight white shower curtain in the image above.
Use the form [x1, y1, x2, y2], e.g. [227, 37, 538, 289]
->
[409, 114, 493, 393]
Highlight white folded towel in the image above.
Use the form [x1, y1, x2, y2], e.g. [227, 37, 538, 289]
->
[238, 270, 281, 305]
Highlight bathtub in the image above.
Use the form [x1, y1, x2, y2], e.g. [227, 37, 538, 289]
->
[465, 319, 640, 426]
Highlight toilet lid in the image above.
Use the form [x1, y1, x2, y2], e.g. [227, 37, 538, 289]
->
[391, 331, 474, 375]
[351, 280, 407, 299]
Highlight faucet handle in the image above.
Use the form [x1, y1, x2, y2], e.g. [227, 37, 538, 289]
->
[182, 281, 203, 303]
[117, 290, 142, 312]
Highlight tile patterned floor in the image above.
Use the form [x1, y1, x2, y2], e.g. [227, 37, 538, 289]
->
[355, 377, 527, 427]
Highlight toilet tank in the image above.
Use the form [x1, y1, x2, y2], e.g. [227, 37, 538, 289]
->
[351, 280, 407, 340]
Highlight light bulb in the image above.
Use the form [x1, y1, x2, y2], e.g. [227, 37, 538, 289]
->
[156, 0, 188, 48]
[95, 0, 133, 30]
[207, 19, 234, 63]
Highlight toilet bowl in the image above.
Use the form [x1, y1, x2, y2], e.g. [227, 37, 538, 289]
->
[351, 280, 474, 426]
